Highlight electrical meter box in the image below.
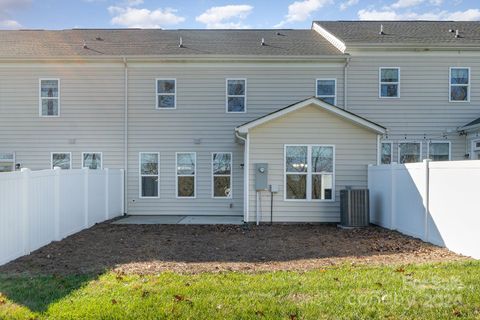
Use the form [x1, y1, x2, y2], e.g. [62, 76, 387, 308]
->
[255, 163, 268, 191]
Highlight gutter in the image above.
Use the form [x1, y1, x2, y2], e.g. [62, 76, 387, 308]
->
[235, 130, 249, 223]
[123, 57, 128, 215]
[344, 56, 350, 110]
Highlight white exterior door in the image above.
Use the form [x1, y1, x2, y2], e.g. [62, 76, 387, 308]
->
[472, 140, 480, 160]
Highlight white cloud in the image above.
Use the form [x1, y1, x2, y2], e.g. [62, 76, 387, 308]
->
[276, 0, 332, 27]
[0, 0, 29, 29]
[358, 8, 480, 21]
[390, 0, 424, 9]
[195, 5, 253, 29]
[340, 0, 359, 11]
[0, 19, 21, 29]
[388, 0, 443, 9]
[108, 6, 185, 28]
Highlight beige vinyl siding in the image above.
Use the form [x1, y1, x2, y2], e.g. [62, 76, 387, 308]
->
[346, 54, 480, 161]
[247, 104, 377, 223]
[126, 63, 345, 215]
[0, 63, 125, 170]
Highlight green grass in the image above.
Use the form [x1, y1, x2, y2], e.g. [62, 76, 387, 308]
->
[1, 261, 479, 319]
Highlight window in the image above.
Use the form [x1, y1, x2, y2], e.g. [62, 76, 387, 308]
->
[212, 152, 232, 198]
[139, 152, 159, 198]
[51, 152, 71, 169]
[398, 142, 421, 164]
[285, 145, 334, 201]
[379, 68, 400, 98]
[316, 79, 336, 105]
[226, 79, 246, 113]
[176, 152, 196, 198]
[381, 142, 393, 165]
[428, 142, 450, 161]
[82, 152, 103, 169]
[0, 152, 15, 172]
[450, 67, 470, 102]
[156, 79, 176, 109]
[40, 79, 60, 116]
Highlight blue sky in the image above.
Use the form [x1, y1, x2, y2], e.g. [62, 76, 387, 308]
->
[0, 0, 479, 30]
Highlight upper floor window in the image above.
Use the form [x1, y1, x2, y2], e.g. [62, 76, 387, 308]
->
[51, 152, 71, 169]
[380, 142, 392, 165]
[450, 67, 470, 102]
[0, 152, 15, 172]
[40, 79, 60, 116]
[176, 152, 196, 198]
[156, 79, 176, 109]
[285, 145, 334, 201]
[226, 79, 246, 113]
[316, 79, 336, 105]
[379, 68, 400, 98]
[428, 141, 450, 161]
[398, 142, 421, 164]
[82, 152, 103, 169]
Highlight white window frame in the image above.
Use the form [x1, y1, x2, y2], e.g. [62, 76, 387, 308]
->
[39, 78, 60, 117]
[51, 152, 72, 169]
[82, 152, 103, 169]
[397, 141, 422, 164]
[449, 67, 470, 103]
[226, 78, 247, 113]
[427, 141, 451, 161]
[379, 67, 400, 99]
[315, 78, 337, 105]
[211, 152, 233, 199]
[284, 144, 335, 202]
[175, 152, 197, 199]
[155, 78, 177, 109]
[471, 139, 480, 160]
[139, 152, 160, 199]
[0, 152, 15, 172]
[379, 141, 393, 165]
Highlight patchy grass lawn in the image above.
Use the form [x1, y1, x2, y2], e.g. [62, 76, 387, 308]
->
[1, 261, 479, 319]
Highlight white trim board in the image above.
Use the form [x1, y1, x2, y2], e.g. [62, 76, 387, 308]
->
[236, 97, 386, 134]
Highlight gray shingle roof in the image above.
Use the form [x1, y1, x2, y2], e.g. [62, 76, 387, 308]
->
[0, 29, 342, 58]
[315, 21, 480, 47]
[461, 117, 480, 130]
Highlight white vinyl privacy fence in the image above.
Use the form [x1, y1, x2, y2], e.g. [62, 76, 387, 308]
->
[368, 160, 480, 259]
[0, 168, 124, 266]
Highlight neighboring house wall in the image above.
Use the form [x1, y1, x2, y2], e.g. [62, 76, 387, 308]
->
[346, 52, 480, 161]
[126, 62, 345, 215]
[247, 104, 378, 223]
[0, 62, 125, 170]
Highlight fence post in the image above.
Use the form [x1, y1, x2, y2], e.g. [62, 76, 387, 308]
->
[121, 169, 125, 215]
[105, 168, 110, 220]
[83, 168, 89, 228]
[390, 162, 397, 230]
[21, 168, 30, 255]
[423, 159, 431, 242]
[53, 167, 61, 240]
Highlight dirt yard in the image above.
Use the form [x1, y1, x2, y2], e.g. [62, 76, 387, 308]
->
[0, 222, 466, 275]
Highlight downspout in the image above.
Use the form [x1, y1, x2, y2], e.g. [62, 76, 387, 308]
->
[235, 130, 248, 223]
[123, 57, 128, 215]
[343, 56, 350, 110]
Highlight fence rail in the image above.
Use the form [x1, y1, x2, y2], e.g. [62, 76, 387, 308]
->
[0, 168, 124, 266]
[368, 160, 480, 259]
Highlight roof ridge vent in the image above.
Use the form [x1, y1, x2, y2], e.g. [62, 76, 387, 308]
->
[379, 24, 385, 35]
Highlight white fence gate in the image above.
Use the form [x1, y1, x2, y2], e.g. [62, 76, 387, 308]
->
[0, 168, 124, 266]
[368, 160, 480, 259]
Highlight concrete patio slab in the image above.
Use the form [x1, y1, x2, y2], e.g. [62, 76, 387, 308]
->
[179, 215, 244, 225]
[113, 215, 185, 225]
[112, 215, 244, 225]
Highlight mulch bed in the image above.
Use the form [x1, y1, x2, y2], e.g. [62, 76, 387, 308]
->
[0, 223, 466, 275]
